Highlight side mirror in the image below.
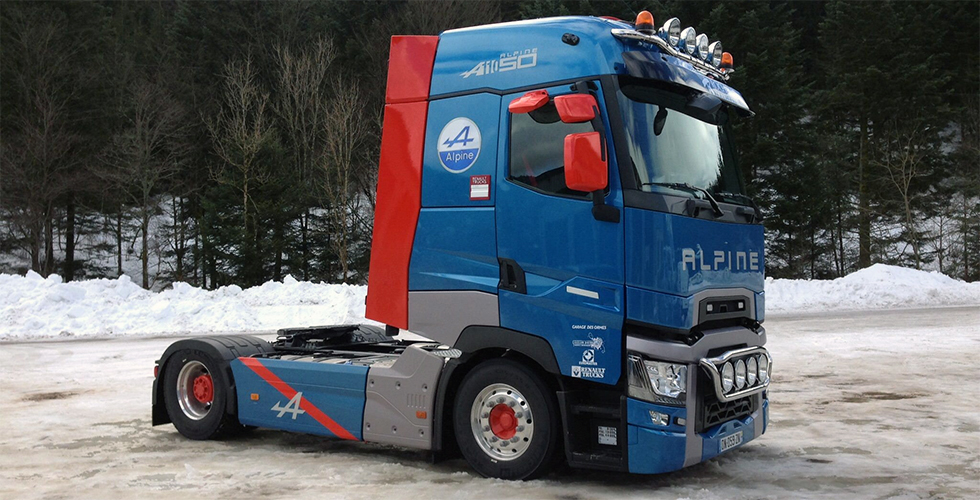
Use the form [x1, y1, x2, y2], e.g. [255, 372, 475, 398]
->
[554, 94, 597, 123]
[564, 131, 607, 192]
[508, 89, 549, 113]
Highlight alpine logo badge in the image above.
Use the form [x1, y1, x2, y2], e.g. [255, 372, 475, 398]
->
[461, 48, 538, 78]
[437, 117, 481, 173]
[272, 392, 306, 420]
[470, 175, 491, 200]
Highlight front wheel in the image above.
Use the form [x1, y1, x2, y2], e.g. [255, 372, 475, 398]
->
[453, 359, 561, 479]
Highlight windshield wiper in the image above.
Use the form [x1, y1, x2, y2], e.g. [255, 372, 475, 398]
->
[642, 182, 725, 217]
[716, 191, 764, 222]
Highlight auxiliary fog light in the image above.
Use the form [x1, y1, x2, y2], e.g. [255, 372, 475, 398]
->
[734, 359, 747, 389]
[708, 41, 723, 66]
[746, 356, 758, 386]
[660, 17, 681, 46]
[696, 34, 709, 60]
[758, 354, 771, 384]
[648, 410, 670, 426]
[721, 362, 734, 393]
[680, 27, 697, 55]
[645, 360, 688, 398]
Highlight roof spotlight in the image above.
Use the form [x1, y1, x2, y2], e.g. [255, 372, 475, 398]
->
[660, 17, 680, 46]
[708, 41, 723, 66]
[679, 27, 697, 55]
[696, 34, 709, 60]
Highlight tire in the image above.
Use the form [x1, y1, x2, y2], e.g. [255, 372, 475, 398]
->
[453, 359, 561, 480]
[162, 349, 243, 440]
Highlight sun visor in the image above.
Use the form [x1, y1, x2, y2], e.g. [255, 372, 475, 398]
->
[621, 51, 753, 116]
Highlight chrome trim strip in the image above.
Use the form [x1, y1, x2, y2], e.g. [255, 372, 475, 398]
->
[698, 346, 771, 403]
[566, 285, 599, 299]
[610, 28, 729, 81]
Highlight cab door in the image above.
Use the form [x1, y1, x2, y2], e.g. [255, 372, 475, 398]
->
[495, 82, 625, 385]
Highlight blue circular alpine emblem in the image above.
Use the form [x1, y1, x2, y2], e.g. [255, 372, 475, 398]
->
[437, 117, 481, 173]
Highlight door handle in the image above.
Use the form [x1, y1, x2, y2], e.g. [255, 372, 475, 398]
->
[498, 258, 527, 294]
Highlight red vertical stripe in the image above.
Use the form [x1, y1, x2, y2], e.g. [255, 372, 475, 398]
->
[238, 357, 358, 441]
[365, 36, 438, 330]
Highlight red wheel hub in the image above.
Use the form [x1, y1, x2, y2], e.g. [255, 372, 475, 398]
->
[192, 374, 214, 404]
[489, 403, 518, 440]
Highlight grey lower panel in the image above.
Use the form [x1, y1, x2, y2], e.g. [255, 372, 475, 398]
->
[683, 363, 702, 467]
[362, 344, 446, 450]
[408, 290, 499, 346]
[626, 326, 766, 363]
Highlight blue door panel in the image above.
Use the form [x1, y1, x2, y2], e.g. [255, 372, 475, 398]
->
[232, 358, 367, 440]
[498, 276, 623, 384]
[495, 83, 626, 386]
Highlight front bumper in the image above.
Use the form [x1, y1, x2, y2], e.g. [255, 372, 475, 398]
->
[627, 396, 768, 474]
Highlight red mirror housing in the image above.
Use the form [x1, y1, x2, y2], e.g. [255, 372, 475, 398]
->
[554, 94, 597, 123]
[564, 131, 607, 192]
[508, 90, 549, 114]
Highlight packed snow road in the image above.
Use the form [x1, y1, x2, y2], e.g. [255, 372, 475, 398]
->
[1, 306, 977, 500]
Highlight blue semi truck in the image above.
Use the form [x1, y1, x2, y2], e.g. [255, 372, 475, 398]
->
[152, 11, 771, 480]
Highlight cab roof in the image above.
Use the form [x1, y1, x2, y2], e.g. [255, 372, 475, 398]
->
[430, 16, 749, 113]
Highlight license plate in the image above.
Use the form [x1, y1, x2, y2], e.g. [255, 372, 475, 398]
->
[719, 431, 743, 452]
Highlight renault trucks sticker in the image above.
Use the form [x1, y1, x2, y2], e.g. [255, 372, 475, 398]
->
[469, 175, 491, 200]
[437, 117, 481, 173]
[461, 48, 538, 78]
[571, 365, 606, 379]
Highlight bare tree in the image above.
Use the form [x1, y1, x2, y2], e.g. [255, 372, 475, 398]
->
[876, 121, 931, 269]
[272, 38, 336, 279]
[99, 79, 187, 288]
[320, 77, 370, 282]
[205, 54, 276, 236]
[0, 9, 80, 276]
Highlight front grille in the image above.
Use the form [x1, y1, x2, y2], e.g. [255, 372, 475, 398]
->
[700, 396, 755, 432]
[696, 367, 757, 432]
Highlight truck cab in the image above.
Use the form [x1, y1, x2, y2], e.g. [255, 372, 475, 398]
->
[153, 12, 771, 481]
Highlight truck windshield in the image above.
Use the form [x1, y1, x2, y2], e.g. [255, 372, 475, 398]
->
[616, 79, 747, 204]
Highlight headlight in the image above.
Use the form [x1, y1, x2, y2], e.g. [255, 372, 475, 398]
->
[746, 356, 758, 386]
[645, 360, 688, 398]
[758, 354, 770, 384]
[680, 27, 697, 55]
[708, 41, 723, 66]
[660, 17, 680, 46]
[734, 359, 746, 389]
[627, 354, 687, 404]
[721, 362, 734, 392]
[696, 34, 709, 60]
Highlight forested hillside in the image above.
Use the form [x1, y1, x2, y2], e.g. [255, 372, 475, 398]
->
[1, 0, 977, 289]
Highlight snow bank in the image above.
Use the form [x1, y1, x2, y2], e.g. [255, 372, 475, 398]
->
[0, 271, 371, 341]
[1, 264, 977, 341]
[766, 263, 980, 313]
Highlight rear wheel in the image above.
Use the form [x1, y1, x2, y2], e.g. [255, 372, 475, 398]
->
[453, 359, 561, 480]
[163, 350, 242, 440]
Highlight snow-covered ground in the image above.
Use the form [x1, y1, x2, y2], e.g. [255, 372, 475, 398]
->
[1, 306, 977, 499]
[2, 264, 978, 342]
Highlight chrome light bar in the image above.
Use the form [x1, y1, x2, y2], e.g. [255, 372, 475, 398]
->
[699, 346, 771, 402]
[611, 28, 730, 81]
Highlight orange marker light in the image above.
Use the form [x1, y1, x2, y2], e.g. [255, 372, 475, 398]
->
[720, 52, 734, 70]
[251, 393, 259, 401]
[635, 10, 655, 35]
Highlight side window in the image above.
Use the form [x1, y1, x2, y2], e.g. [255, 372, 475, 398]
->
[509, 102, 593, 197]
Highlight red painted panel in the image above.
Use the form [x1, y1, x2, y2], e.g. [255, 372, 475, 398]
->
[385, 36, 439, 104]
[365, 101, 428, 329]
